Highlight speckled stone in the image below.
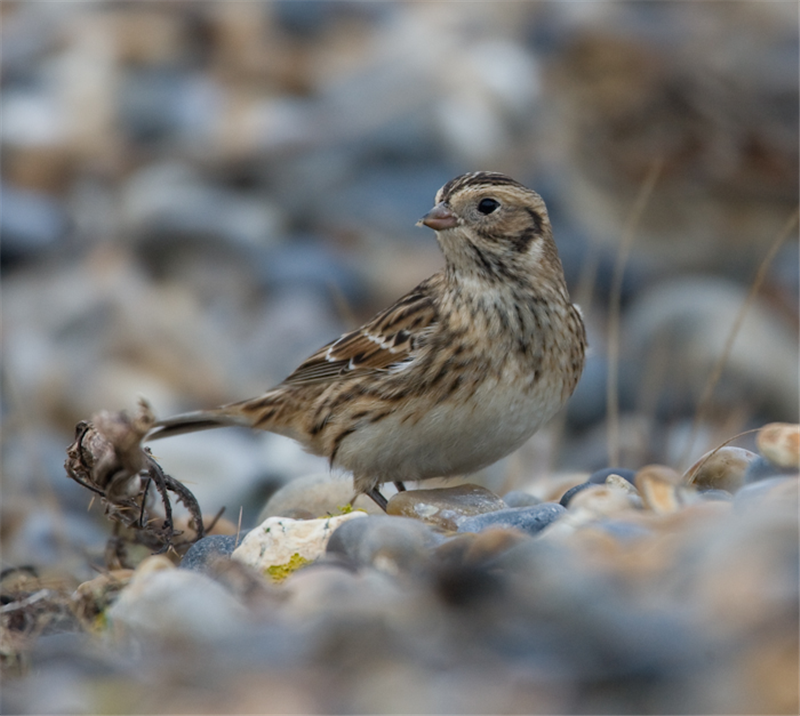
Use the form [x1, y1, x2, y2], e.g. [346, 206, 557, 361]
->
[233, 512, 367, 576]
[457, 503, 565, 535]
[606, 474, 640, 495]
[386, 484, 506, 531]
[181, 534, 246, 573]
[756, 423, 800, 469]
[685, 447, 758, 492]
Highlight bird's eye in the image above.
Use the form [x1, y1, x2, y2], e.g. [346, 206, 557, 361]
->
[477, 198, 500, 215]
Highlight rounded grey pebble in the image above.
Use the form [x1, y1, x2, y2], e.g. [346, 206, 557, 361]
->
[181, 534, 246, 572]
[326, 515, 445, 571]
[456, 503, 566, 535]
[559, 482, 592, 507]
[589, 467, 637, 484]
[733, 477, 795, 512]
[502, 490, 541, 508]
[743, 455, 794, 484]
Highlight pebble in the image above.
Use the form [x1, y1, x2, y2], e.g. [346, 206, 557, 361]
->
[456, 503, 566, 535]
[622, 278, 799, 421]
[588, 467, 637, 485]
[282, 563, 408, 621]
[71, 570, 134, 625]
[386, 484, 506, 531]
[119, 67, 192, 146]
[232, 512, 367, 578]
[636, 465, 691, 514]
[107, 557, 249, 644]
[756, 422, 800, 469]
[567, 483, 639, 516]
[434, 528, 529, 566]
[258, 239, 366, 306]
[180, 534, 246, 573]
[684, 446, 758, 492]
[121, 160, 284, 251]
[326, 515, 444, 573]
[606, 473, 640, 496]
[559, 481, 592, 507]
[589, 519, 653, 541]
[564, 353, 610, 429]
[742, 455, 790, 484]
[734, 477, 799, 513]
[501, 490, 541, 508]
[3, 508, 110, 576]
[0, 183, 67, 267]
[257, 473, 382, 522]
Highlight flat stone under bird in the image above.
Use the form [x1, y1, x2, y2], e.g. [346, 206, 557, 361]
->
[148, 171, 586, 509]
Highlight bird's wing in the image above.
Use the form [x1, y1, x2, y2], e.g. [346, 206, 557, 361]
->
[281, 281, 439, 386]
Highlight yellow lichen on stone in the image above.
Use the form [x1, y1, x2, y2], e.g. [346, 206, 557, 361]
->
[265, 553, 312, 583]
[233, 511, 367, 572]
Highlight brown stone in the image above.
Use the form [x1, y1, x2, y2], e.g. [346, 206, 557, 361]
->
[684, 447, 757, 492]
[756, 422, 800, 469]
[636, 465, 686, 514]
[387, 484, 505, 531]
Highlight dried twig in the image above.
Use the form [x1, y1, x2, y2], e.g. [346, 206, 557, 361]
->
[64, 399, 205, 565]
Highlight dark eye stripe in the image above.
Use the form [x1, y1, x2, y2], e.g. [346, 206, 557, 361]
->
[524, 208, 543, 234]
[512, 227, 537, 252]
[510, 209, 544, 252]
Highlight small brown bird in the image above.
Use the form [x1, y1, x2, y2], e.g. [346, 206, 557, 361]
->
[148, 172, 586, 509]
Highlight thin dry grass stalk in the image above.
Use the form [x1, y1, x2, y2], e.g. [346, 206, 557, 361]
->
[679, 208, 800, 470]
[682, 427, 762, 484]
[606, 158, 663, 467]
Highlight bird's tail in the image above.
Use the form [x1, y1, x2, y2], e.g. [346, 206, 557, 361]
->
[147, 407, 254, 441]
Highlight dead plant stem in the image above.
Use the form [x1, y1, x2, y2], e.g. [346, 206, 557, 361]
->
[679, 208, 800, 469]
[606, 159, 663, 467]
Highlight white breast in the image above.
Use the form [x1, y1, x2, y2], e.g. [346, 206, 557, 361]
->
[335, 371, 566, 483]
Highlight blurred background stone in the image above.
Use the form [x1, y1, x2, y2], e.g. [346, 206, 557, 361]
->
[1, 2, 797, 713]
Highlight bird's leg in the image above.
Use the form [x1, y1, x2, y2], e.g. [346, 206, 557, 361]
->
[366, 488, 388, 511]
[393, 481, 407, 492]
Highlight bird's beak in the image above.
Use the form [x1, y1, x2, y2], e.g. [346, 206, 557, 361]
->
[417, 202, 458, 231]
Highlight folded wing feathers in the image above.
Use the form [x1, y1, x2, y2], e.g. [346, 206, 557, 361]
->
[281, 290, 437, 386]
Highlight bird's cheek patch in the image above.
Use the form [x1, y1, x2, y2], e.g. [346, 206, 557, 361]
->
[512, 227, 538, 253]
